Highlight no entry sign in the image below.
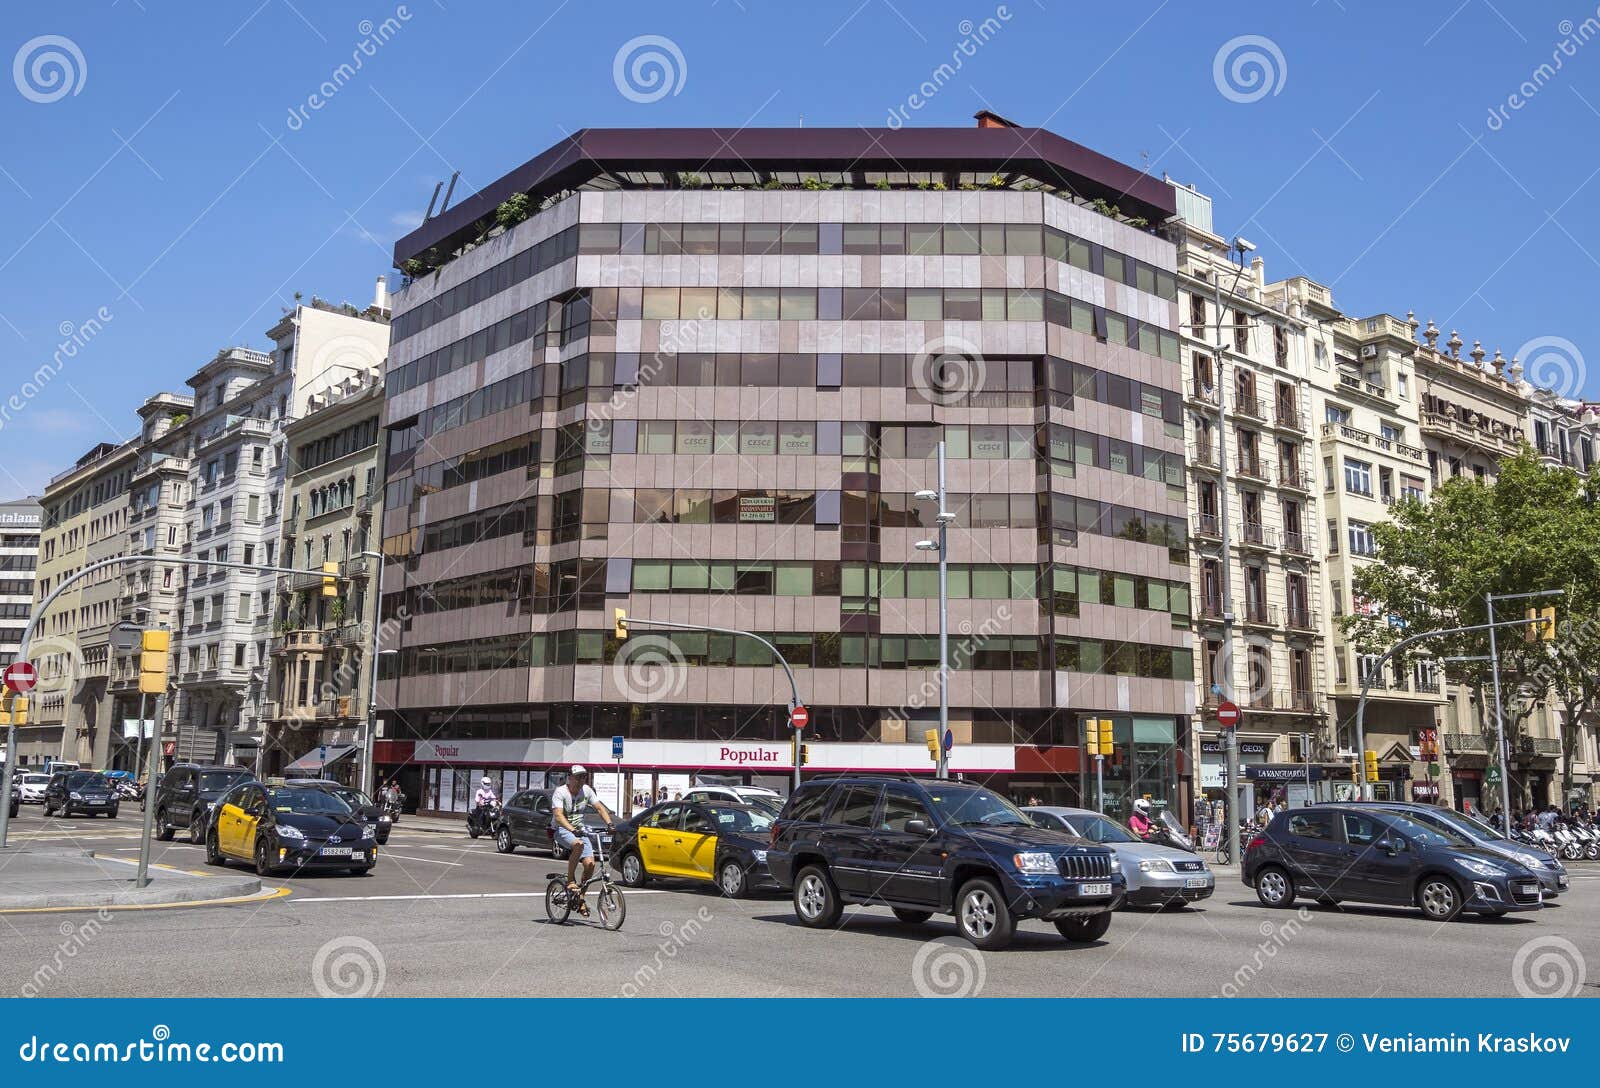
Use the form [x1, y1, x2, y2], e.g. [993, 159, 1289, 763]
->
[1216, 700, 1241, 729]
[3, 661, 37, 695]
[790, 705, 810, 730]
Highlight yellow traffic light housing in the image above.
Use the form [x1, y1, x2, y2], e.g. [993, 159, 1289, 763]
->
[614, 607, 628, 640]
[1525, 605, 1557, 643]
[1098, 718, 1114, 754]
[139, 629, 169, 695]
[321, 561, 340, 598]
[0, 692, 21, 726]
[1349, 759, 1361, 783]
[1363, 749, 1379, 783]
[925, 729, 940, 762]
[800, 743, 810, 766]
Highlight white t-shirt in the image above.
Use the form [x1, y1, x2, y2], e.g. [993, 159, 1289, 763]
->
[552, 783, 598, 824]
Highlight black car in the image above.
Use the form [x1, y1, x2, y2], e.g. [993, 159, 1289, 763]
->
[492, 787, 556, 854]
[767, 776, 1124, 950]
[42, 770, 119, 818]
[290, 780, 392, 844]
[152, 764, 256, 843]
[206, 780, 376, 876]
[610, 800, 780, 897]
[1243, 804, 1544, 921]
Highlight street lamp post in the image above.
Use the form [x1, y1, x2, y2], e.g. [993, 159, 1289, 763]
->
[1485, 589, 1562, 822]
[914, 441, 955, 781]
[357, 549, 386, 796]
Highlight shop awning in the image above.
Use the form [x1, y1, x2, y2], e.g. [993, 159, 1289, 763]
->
[284, 744, 359, 775]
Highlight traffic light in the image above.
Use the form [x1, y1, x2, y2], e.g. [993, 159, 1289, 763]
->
[139, 629, 169, 695]
[0, 693, 24, 726]
[800, 743, 810, 766]
[1085, 718, 1113, 758]
[1525, 606, 1557, 643]
[1349, 758, 1361, 783]
[321, 561, 340, 598]
[925, 729, 940, 762]
[1363, 749, 1379, 783]
[1098, 718, 1114, 755]
[614, 608, 628, 640]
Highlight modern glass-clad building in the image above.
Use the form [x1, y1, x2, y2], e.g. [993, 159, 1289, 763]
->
[374, 118, 1193, 816]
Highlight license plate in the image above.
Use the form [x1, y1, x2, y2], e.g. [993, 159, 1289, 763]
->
[1080, 882, 1112, 896]
[319, 846, 353, 857]
[1184, 876, 1209, 888]
[1518, 883, 1537, 896]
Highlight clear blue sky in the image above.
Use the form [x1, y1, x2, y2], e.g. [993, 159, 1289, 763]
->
[1, 0, 1596, 498]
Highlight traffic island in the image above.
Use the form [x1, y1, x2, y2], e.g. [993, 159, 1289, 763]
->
[0, 847, 270, 911]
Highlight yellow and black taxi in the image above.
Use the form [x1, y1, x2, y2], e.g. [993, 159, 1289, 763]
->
[611, 800, 778, 897]
[205, 779, 377, 877]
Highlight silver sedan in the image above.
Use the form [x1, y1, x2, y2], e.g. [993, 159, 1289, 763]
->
[1025, 806, 1214, 907]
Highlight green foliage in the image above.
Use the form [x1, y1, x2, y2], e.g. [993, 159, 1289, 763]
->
[677, 172, 704, 189]
[801, 176, 830, 190]
[493, 193, 532, 228]
[873, 177, 891, 190]
[400, 258, 427, 279]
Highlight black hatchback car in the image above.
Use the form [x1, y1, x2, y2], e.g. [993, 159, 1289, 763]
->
[290, 780, 391, 844]
[611, 800, 780, 897]
[42, 770, 119, 818]
[1243, 804, 1544, 921]
[492, 787, 556, 854]
[768, 776, 1124, 950]
[206, 780, 376, 876]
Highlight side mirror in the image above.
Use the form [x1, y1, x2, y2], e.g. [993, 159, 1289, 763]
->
[1377, 839, 1399, 856]
[904, 819, 932, 836]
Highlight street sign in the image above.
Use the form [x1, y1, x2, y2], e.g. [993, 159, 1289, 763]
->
[790, 705, 810, 730]
[3, 661, 37, 694]
[611, 735, 624, 759]
[1216, 700, 1241, 728]
[942, 728, 953, 753]
[109, 622, 144, 654]
[1486, 765, 1502, 785]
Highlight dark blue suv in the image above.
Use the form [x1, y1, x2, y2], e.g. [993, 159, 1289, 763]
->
[768, 776, 1124, 950]
[1243, 804, 1544, 921]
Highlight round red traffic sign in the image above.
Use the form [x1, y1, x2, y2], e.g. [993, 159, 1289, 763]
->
[1216, 700, 1241, 728]
[3, 661, 37, 694]
[790, 705, 810, 730]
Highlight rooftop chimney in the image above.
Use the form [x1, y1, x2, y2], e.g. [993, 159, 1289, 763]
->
[372, 275, 390, 314]
[974, 109, 1020, 129]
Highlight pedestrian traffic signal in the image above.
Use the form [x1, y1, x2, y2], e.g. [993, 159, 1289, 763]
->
[1364, 749, 1379, 783]
[321, 561, 340, 598]
[925, 729, 940, 762]
[614, 608, 628, 640]
[139, 629, 169, 695]
[1524, 605, 1557, 643]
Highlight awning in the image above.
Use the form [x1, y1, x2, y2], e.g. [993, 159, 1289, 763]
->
[284, 744, 359, 774]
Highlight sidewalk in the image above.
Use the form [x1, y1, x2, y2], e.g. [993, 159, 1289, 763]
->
[0, 847, 268, 911]
[389, 813, 470, 836]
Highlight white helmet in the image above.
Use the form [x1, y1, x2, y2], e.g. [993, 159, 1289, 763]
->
[480, 776, 491, 786]
[1132, 798, 1152, 816]
[570, 764, 587, 777]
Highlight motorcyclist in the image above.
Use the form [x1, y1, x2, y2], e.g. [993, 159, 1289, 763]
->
[1128, 797, 1155, 840]
[471, 776, 500, 829]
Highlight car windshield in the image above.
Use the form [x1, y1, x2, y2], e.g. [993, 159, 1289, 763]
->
[1384, 813, 1471, 848]
[704, 805, 774, 833]
[742, 795, 783, 814]
[927, 788, 1030, 828]
[1062, 813, 1139, 843]
[267, 788, 353, 814]
[329, 788, 372, 807]
[65, 772, 106, 789]
[23, 774, 49, 784]
[1432, 808, 1504, 841]
[200, 771, 250, 792]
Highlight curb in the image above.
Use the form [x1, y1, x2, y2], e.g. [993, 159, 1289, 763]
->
[0, 854, 263, 911]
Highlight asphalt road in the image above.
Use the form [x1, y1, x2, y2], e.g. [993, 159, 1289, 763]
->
[2, 805, 1596, 998]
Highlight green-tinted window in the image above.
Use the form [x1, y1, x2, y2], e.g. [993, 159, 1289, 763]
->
[634, 561, 670, 591]
[775, 565, 812, 596]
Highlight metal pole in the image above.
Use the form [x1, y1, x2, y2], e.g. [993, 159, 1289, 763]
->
[936, 440, 950, 782]
[132, 691, 149, 783]
[1302, 731, 1311, 805]
[1095, 755, 1104, 813]
[135, 687, 167, 888]
[0, 720, 15, 846]
[360, 549, 386, 796]
[1487, 594, 1513, 824]
[1212, 271, 1241, 857]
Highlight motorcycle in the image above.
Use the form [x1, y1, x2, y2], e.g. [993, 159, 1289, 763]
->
[382, 794, 402, 824]
[1140, 808, 1197, 853]
[466, 800, 502, 839]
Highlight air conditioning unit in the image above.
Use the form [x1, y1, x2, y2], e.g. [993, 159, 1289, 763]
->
[1360, 344, 1379, 359]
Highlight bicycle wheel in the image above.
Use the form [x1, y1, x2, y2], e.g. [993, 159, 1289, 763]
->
[596, 882, 626, 931]
[545, 877, 573, 924]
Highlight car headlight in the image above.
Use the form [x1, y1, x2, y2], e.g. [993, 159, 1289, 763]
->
[752, 850, 768, 862]
[1513, 852, 1543, 870]
[1013, 851, 1058, 874]
[1139, 858, 1175, 873]
[1108, 853, 1121, 870]
[69, 792, 83, 800]
[276, 824, 306, 841]
[1462, 858, 1505, 878]
[363, 824, 377, 840]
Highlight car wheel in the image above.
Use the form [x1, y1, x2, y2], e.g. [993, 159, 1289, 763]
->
[108, 806, 118, 820]
[1055, 912, 1112, 943]
[1255, 866, 1295, 908]
[1417, 876, 1463, 921]
[494, 825, 515, 853]
[955, 877, 1015, 951]
[189, 812, 206, 844]
[156, 809, 174, 841]
[717, 859, 748, 898]
[41, 801, 52, 817]
[793, 864, 843, 928]
[205, 828, 224, 867]
[377, 831, 390, 845]
[892, 908, 934, 924]
[254, 839, 277, 878]
[619, 851, 649, 888]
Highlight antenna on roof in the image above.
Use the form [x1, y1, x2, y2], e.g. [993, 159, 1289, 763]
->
[439, 170, 460, 214]
[423, 180, 444, 222]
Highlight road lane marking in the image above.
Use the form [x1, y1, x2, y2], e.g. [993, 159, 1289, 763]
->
[287, 890, 667, 903]
[380, 853, 464, 866]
